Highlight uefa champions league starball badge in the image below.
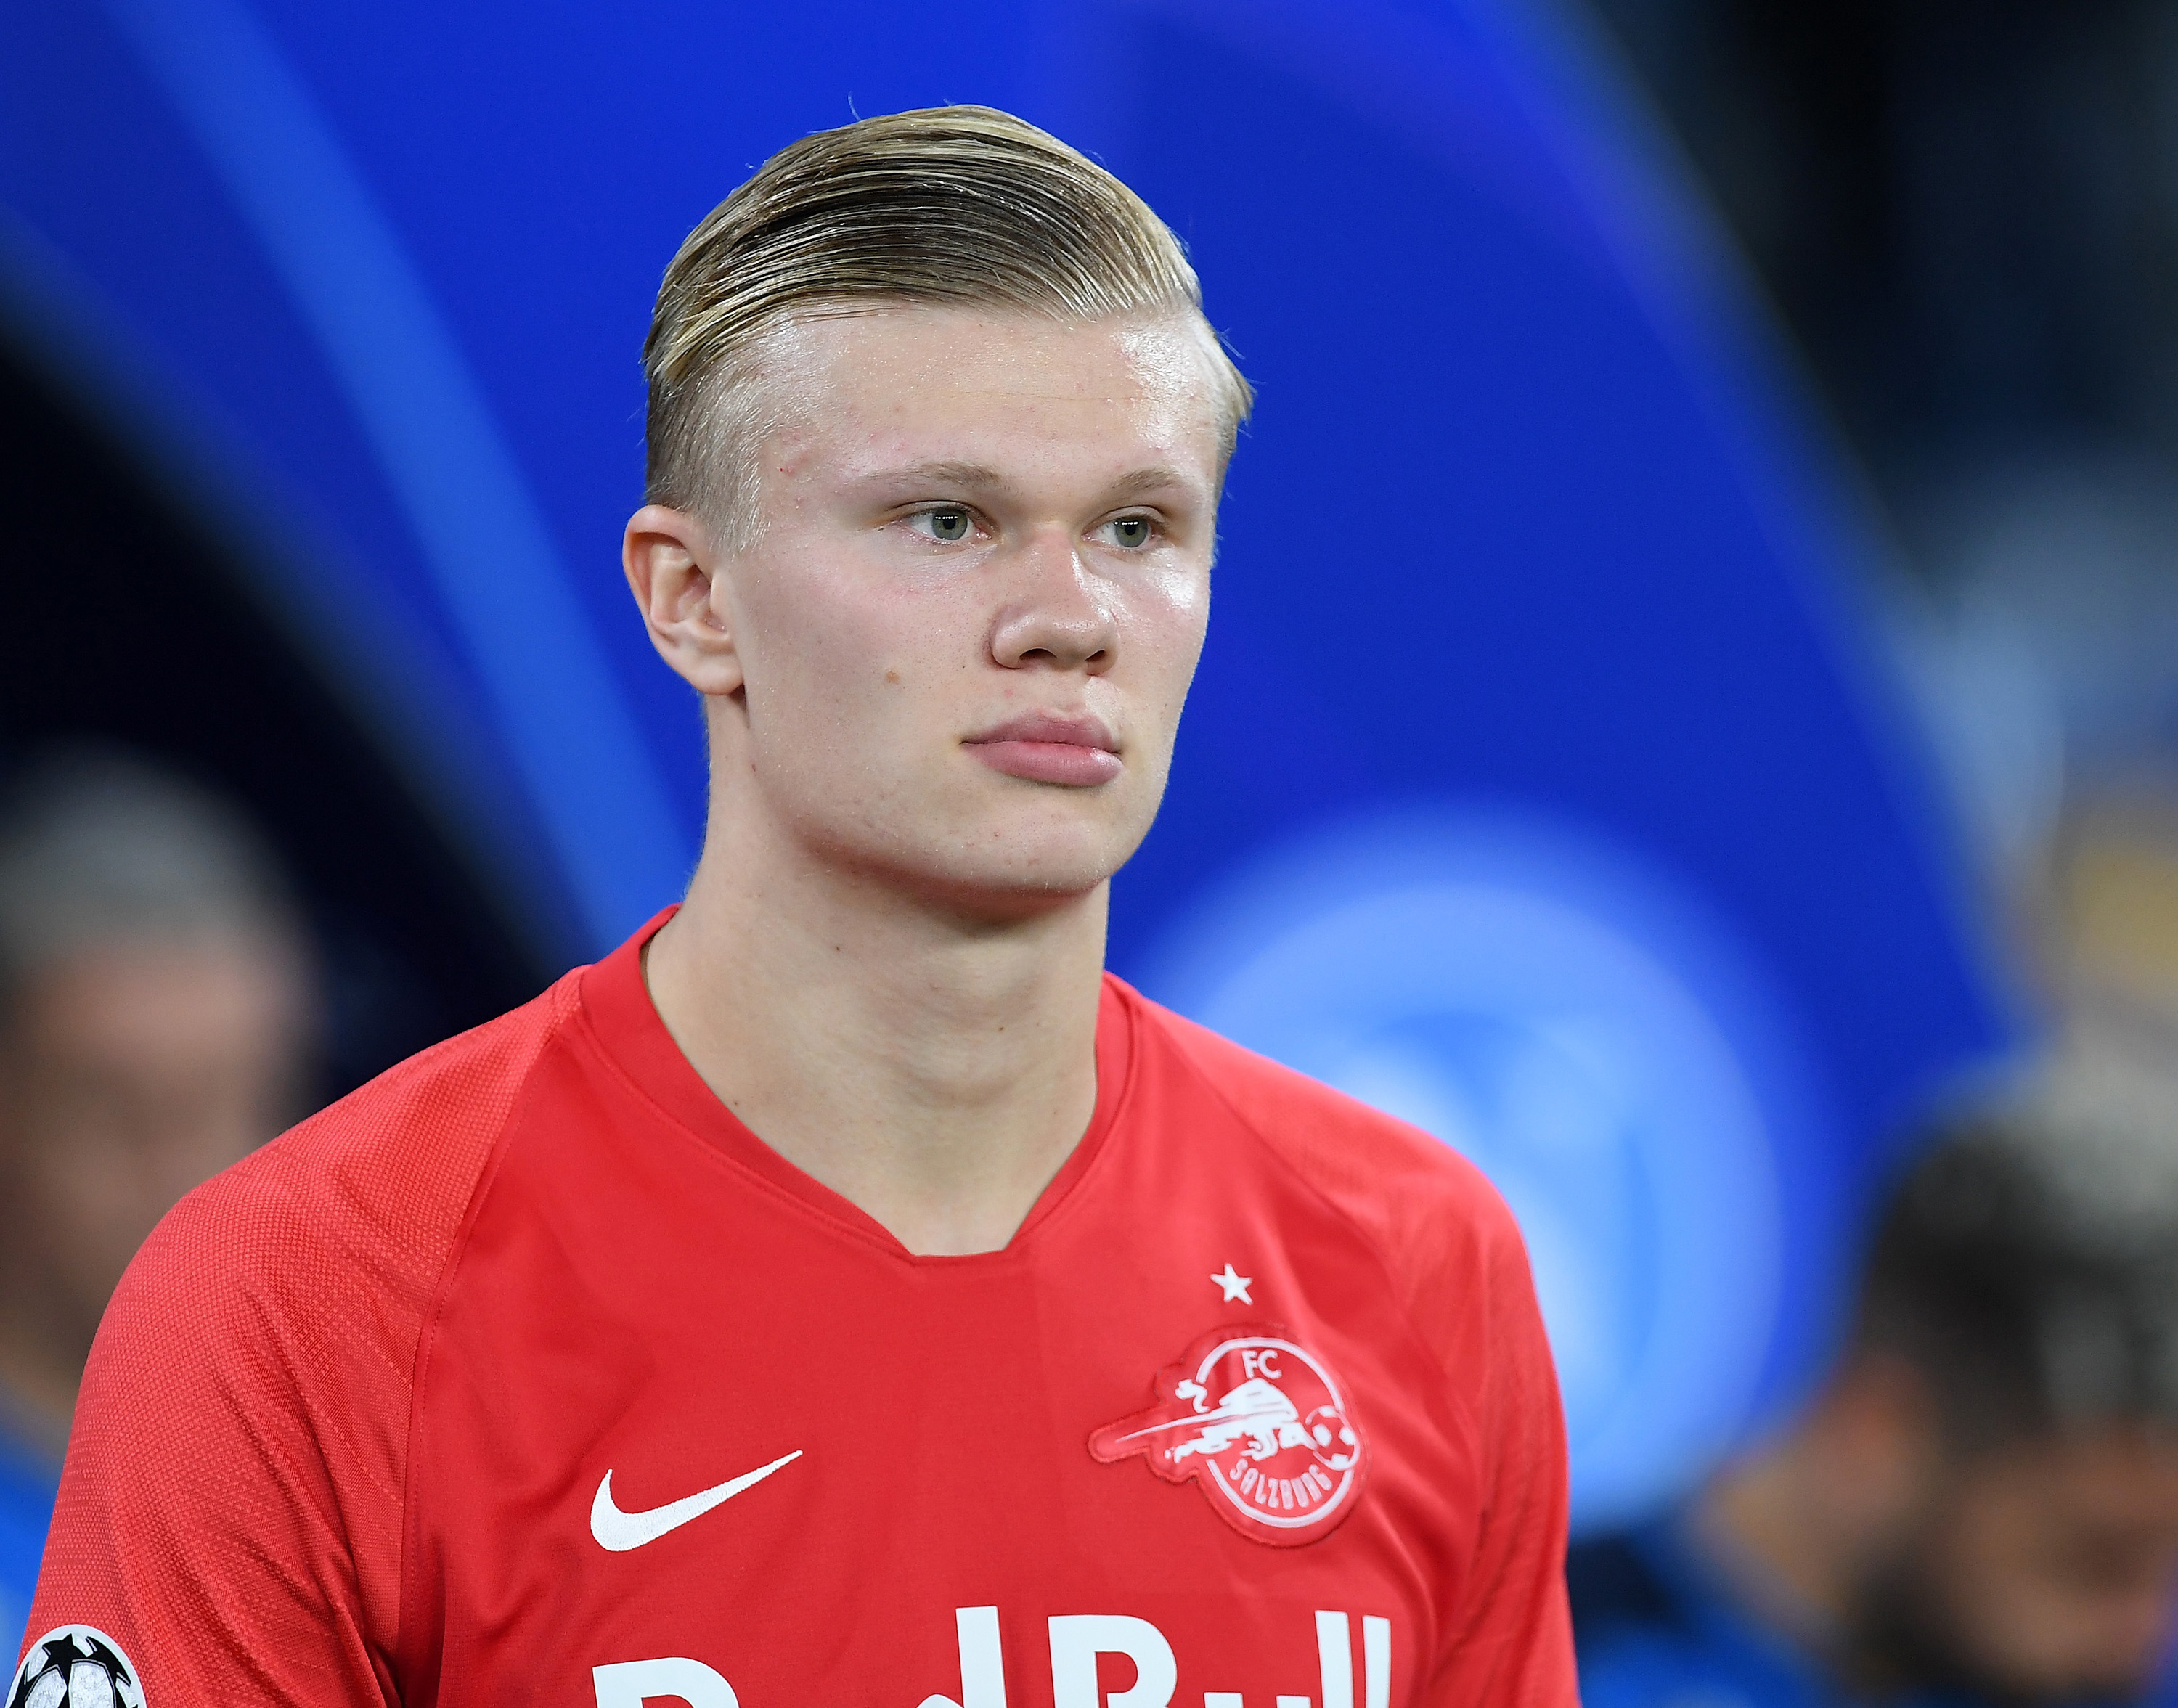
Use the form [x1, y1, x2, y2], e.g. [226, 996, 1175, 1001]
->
[9, 1627, 146, 1708]
[1090, 1324, 1368, 1545]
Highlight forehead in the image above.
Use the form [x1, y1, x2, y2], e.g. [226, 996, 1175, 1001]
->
[759, 306, 1228, 480]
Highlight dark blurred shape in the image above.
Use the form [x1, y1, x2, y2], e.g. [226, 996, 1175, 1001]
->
[0, 748, 311, 1438]
[0, 266, 555, 1643]
[0, 747, 317, 1634]
[1572, 1029, 2178, 1708]
[1591, 0, 2178, 500]
[0, 324, 548, 1100]
[1593, 2, 2178, 886]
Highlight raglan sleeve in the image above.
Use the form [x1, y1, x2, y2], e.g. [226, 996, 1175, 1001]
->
[18, 1165, 406, 1706]
[1425, 1187, 1578, 1708]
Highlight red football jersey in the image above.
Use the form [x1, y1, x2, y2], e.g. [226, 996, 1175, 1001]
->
[23, 911, 1573, 1708]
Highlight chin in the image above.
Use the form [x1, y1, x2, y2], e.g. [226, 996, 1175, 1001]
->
[931, 848, 1125, 912]
[783, 783, 1152, 914]
[886, 821, 1138, 916]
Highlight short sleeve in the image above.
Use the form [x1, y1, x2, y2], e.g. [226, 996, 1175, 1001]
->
[20, 986, 558, 1701]
[1424, 1204, 1577, 1708]
[1141, 996, 1579, 1708]
[21, 1172, 401, 1704]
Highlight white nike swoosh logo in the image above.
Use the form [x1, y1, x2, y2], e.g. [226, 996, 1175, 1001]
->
[590, 1450, 803, 1552]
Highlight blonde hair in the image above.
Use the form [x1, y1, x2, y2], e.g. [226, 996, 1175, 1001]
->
[643, 105, 1252, 544]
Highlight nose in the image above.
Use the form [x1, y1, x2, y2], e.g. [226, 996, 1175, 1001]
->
[988, 528, 1119, 674]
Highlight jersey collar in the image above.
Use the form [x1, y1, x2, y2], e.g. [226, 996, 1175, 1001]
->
[574, 905, 1137, 1262]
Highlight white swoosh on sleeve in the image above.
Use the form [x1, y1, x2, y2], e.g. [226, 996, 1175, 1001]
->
[590, 1450, 804, 1551]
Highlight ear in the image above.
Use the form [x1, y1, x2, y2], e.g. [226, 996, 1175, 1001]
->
[624, 504, 743, 697]
[1816, 1351, 1943, 1530]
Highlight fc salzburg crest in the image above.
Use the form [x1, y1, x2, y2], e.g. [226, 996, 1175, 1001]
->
[1089, 1324, 1367, 1545]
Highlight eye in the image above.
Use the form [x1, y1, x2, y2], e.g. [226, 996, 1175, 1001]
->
[1102, 515, 1156, 550]
[911, 507, 975, 544]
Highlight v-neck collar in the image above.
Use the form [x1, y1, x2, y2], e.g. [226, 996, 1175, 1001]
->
[574, 907, 1137, 1263]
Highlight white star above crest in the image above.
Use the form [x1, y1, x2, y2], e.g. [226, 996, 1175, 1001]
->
[1212, 1264, 1253, 1304]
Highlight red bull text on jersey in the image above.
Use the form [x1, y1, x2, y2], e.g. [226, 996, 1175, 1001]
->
[23, 911, 1575, 1708]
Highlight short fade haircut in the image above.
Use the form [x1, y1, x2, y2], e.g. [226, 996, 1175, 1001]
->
[0, 745, 303, 1019]
[1856, 1029, 2178, 1449]
[643, 105, 1253, 546]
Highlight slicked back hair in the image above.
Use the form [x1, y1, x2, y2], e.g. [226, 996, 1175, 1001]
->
[643, 105, 1253, 547]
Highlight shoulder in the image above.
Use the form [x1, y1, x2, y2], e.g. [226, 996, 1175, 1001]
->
[113, 971, 582, 1363]
[1117, 980, 1547, 1400]
[45, 975, 586, 1670]
[1119, 980, 1529, 1279]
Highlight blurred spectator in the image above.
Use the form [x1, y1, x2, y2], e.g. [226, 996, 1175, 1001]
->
[1571, 1029, 2178, 1708]
[2039, 788, 2178, 1036]
[0, 748, 315, 1636]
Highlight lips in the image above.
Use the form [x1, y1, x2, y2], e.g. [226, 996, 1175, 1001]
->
[963, 711, 1123, 788]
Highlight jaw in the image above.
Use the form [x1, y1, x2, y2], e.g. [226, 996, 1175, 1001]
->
[703, 686, 1177, 920]
[828, 798, 1152, 923]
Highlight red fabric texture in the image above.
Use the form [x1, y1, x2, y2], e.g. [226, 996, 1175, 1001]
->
[1162, 1011, 1576, 1708]
[27, 915, 1573, 1708]
[29, 976, 571, 1701]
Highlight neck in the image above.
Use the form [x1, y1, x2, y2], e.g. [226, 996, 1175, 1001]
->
[643, 809, 1109, 1257]
[0, 1288, 83, 1465]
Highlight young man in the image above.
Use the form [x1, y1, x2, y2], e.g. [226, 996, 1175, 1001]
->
[21, 107, 1573, 1707]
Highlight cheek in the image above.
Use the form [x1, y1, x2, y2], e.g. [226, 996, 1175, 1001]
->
[1124, 566, 1211, 691]
[740, 563, 978, 770]
[747, 565, 908, 693]
[1928, 1498, 2131, 1678]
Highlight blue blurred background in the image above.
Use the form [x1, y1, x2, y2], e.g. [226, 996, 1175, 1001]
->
[12, 0, 2155, 1553]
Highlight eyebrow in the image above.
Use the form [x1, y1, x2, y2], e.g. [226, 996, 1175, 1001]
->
[864, 461, 1199, 502]
[1103, 465, 1194, 502]
[873, 460, 1005, 489]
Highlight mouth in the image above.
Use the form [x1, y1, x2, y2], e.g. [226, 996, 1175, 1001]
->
[962, 711, 1123, 788]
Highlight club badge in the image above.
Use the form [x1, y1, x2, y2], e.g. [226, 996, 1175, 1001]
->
[1089, 1324, 1367, 1545]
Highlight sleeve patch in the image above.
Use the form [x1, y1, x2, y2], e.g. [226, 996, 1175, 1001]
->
[9, 1627, 145, 1708]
